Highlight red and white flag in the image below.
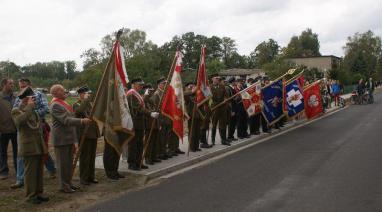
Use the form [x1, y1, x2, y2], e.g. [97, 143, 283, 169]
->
[303, 81, 323, 119]
[196, 46, 212, 105]
[161, 51, 185, 139]
[241, 82, 262, 116]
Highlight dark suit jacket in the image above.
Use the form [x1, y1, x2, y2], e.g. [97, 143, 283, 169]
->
[50, 101, 82, 147]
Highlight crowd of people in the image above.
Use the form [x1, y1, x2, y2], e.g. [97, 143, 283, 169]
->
[0, 74, 376, 205]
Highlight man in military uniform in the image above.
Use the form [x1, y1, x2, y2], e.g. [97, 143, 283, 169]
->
[226, 77, 239, 141]
[73, 86, 100, 185]
[210, 74, 230, 146]
[236, 79, 250, 139]
[184, 82, 201, 152]
[12, 87, 49, 204]
[126, 78, 159, 171]
[143, 84, 160, 165]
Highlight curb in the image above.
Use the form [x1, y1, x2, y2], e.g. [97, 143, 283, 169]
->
[139, 106, 347, 181]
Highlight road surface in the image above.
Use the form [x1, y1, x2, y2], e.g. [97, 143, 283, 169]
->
[85, 92, 382, 212]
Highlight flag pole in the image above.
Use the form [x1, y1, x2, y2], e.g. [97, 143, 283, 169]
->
[187, 45, 204, 156]
[71, 29, 124, 180]
[140, 48, 179, 167]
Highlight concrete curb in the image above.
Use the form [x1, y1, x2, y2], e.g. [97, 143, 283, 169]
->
[139, 106, 347, 181]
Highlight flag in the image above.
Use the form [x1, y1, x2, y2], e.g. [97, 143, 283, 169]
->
[261, 78, 284, 125]
[92, 40, 134, 154]
[284, 76, 305, 118]
[196, 46, 212, 105]
[161, 51, 185, 139]
[241, 82, 262, 116]
[303, 81, 323, 119]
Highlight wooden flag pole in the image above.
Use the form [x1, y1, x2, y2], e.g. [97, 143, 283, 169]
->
[140, 51, 178, 167]
[70, 30, 123, 180]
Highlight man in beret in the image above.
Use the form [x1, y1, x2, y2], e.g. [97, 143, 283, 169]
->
[73, 86, 100, 185]
[126, 78, 159, 170]
[210, 74, 230, 146]
[12, 87, 49, 204]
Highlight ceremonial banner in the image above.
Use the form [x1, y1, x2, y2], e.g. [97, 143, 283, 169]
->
[92, 40, 134, 154]
[261, 78, 284, 125]
[161, 51, 185, 139]
[303, 81, 323, 119]
[196, 46, 212, 106]
[284, 76, 305, 118]
[241, 82, 262, 116]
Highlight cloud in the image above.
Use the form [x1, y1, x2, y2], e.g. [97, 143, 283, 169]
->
[0, 0, 381, 69]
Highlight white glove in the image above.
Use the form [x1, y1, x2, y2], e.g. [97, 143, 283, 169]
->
[151, 112, 159, 119]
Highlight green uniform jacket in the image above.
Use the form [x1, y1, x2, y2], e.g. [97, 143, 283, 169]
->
[127, 91, 150, 130]
[144, 94, 158, 129]
[152, 89, 172, 126]
[184, 88, 201, 120]
[73, 98, 100, 139]
[211, 84, 228, 108]
[0, 91, 17, 133]
[11, 104, 46, 156]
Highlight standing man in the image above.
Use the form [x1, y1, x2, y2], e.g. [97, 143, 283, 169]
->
[143, 84, 160, 165]
[12, 87, 49, 204]
[73, 86, 100, 185]
[50, 84, 92, 193]
[0, 78, 17, 180]
[126, 78, 159, 171]
[248, 77, 261, 135]
[236, 79, 250, 139]
[226, 77, 239, 141]
[261, 77, 271, 133]
[210, 74, 230, 146]
[184, 82, 201, 152]
[11, 78, 54, 190]
[366, 78, 375, 103]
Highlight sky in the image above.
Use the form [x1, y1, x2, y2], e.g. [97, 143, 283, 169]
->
[0, 0, 381, 70]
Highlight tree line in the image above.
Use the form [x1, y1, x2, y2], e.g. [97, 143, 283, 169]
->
[1, 28, 381, 91]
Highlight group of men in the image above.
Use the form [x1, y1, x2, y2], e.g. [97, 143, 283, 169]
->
[0, 78, 97, 204]
[0, 73, 287, 204]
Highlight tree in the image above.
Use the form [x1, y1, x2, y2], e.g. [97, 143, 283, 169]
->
[343, 30, 382, 80]
[221, 37, 237, 66]
[282, 28, 321, 57]
[80, 48, 102, 70]
[250, 39, 279, 68]
[65, 60, 77, 80]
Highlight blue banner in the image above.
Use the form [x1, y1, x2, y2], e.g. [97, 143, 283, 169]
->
[284, 79, 304, 117]
[261, 78, 284, 124]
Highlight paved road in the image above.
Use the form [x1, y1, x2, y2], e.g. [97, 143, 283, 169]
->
[85, 93, 382, 212]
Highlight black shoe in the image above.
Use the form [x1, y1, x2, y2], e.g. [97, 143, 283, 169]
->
[89, 179, 98, 184]
[253, 131, 260, 135]
[166, 154, 173, 158]
[10, 183, 23, 189]
[153, 159, 161, 163]
[37, 195, 49, 202]
[60, 187, 76, 193]
[117, 173, 125, 178]
[176, 149, 185, 154]
[195, 148, 202, 151]
[70, 185, 79, 190]
[244, 135, 250, 138]
[80, 181, 90, 186]
[27, 197, 42, 204]
[222, 141, 231, 146]
[107, 175, 119, 181]
[200, 143, 211, 148]
[128, 165, 140, 171]
[160, 155, 168, 160]
[146, 161, 154, 165]
[140, 165, 149, 169]
[228, 137, 238, 141]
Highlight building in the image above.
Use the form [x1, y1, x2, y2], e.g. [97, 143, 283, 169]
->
[285, 55, 342, 73]
[219, 68, 265, 80]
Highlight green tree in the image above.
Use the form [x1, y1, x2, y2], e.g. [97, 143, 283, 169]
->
[282, 28, 321, 57]
[250, 39, 279, 67]
[343, 30, 382, 80]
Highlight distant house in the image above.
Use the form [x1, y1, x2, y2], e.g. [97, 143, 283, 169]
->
[219, 68, 265, 80]
[285, 55, 342, 73]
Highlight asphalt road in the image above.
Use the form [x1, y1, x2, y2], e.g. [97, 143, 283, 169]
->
[85, 92, 382, 212]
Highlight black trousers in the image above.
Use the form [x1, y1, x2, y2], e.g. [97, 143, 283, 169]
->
[0, 133, 17, 175]
[228, 114, 237, 138]
[128, 129, 144, 167]
[79, 138, 97, 182]
[261, 114, 269, 132]
[249, 113, 261, 134]
[237, 111, 248, 137]
[103, 140, 120, 178]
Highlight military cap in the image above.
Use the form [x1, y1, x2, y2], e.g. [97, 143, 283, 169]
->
[227, 77, 236, 83]
[220, 76, 226, 81]
[156, 77, 166, 84]
[131, 78, 144, 84]
[254, 76, 262, 82]
[262, 76, 269, 81]
[77, 85, 90, 94]
[247, 78, 254, 83]
[143, 83, 154, 90]
[18, 86, 35, 99]
[210, 74, 220, 79]
[185, 82, 196, 87]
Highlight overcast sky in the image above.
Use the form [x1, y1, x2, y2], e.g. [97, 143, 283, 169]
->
[0, 0, 381, 70]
